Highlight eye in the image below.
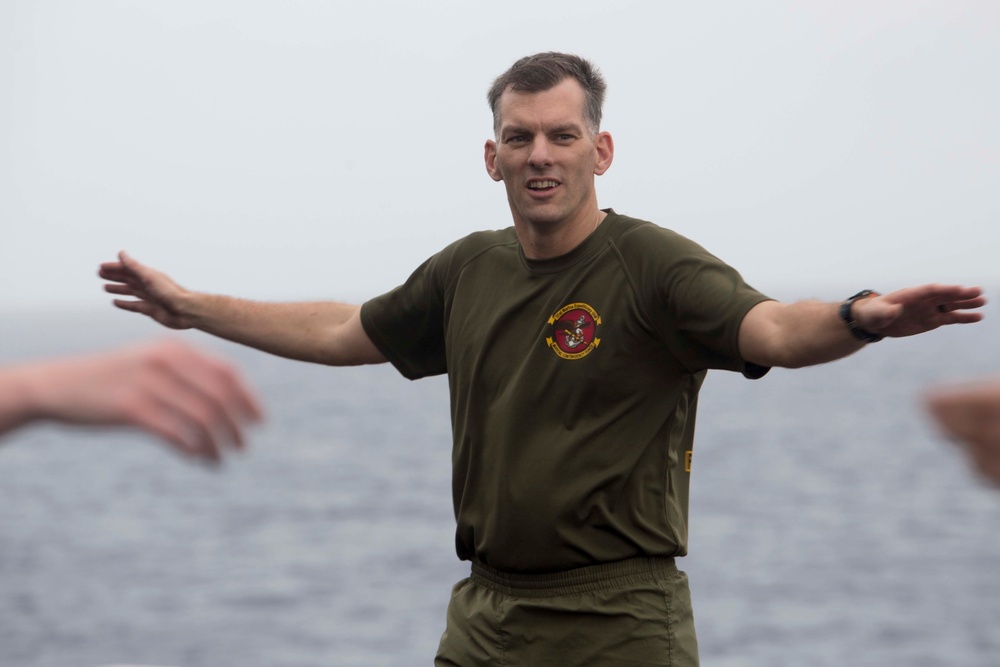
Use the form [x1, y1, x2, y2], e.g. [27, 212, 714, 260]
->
[505, 134, 529, 144]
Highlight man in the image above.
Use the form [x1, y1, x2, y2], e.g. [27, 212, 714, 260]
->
[926, 378, 1000, 486]
[0, 339, 262, 462]
[99, 53, 984, 666]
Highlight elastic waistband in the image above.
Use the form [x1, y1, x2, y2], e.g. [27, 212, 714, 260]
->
[470, 556, 677, 598]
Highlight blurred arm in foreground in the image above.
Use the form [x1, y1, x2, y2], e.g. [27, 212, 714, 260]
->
[0, 339, 263, 463]
[925, 379, 1000, 487]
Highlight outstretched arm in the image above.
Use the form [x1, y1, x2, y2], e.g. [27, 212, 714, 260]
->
[0, 339, 263, 462]
[925, 379, 1000, 487]
[739, 284, 985, 368]
[99, 251, 387, 366]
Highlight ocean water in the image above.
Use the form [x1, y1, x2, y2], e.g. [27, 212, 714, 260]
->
[1, 309, 999, 667]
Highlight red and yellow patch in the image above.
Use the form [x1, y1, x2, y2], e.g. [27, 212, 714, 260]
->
[545, 302, 602, 360]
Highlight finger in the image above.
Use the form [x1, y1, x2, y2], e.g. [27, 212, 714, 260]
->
[217, 366, 265, 424]
[113, 299, 152, 314]
[105, 283, 142, 297]
[944, 295, 988, 311]
[100, 270, 148, 293]
[170, 341, 264, 422]
[188, 371, 258, 449]
[158, 345, 259, 449]
[940, 311, 985, 325]
[146, 379, 230, 461]
[98, 262, 127, 279]
[889, 284, 984, 306]
[128, 396, 222, 463]
[102, 252, 158, 287]
[99, 255, 146, 281]
[927, 284, 983, 300]
[118, 250, 150, 275]
[124, 341, 253, 461]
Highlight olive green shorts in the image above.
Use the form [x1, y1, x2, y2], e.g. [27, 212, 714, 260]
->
[434, 557, 698, 667]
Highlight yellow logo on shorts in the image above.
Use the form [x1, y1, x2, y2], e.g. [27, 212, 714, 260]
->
[685, 450, 693, 473]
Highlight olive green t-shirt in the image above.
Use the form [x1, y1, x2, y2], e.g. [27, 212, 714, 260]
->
[360, 210, 771, 573]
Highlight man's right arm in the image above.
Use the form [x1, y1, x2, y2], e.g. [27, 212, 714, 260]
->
[99, 251, 387, 366]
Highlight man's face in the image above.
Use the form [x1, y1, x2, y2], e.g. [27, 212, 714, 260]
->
[485, 78, 612, 230]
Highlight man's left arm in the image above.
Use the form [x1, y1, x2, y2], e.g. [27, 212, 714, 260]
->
[738, 284, 986, 369]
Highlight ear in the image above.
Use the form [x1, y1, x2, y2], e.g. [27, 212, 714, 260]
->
[484, 139, 503, 182]
[593, 131, 614, 176]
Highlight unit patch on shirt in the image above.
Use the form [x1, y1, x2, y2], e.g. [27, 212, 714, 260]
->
[545, 302, 602, 360]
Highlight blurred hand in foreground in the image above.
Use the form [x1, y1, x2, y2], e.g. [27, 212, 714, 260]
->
[0, 339, 263, 463]
[925, 379, 1000, 487]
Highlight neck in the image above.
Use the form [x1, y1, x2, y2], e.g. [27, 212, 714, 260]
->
[516, 209, 606, 260]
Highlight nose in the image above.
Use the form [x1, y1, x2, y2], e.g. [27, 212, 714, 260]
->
[527, 137, 553, 168]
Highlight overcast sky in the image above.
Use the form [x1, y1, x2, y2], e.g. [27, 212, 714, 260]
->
[2, 1, 998, 314]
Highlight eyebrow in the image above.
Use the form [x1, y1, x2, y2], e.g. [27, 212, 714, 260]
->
[501, 122, 585, 137]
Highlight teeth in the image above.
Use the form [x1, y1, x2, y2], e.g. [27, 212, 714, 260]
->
[529, 180, 558, 189]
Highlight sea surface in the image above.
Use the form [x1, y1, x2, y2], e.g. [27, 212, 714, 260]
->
[2, 308, 999, 667]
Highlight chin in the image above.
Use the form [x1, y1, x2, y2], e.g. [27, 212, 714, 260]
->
[519, 204, 568, 227]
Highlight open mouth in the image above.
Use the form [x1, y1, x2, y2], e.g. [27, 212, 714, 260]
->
[527, 179, 560, 192]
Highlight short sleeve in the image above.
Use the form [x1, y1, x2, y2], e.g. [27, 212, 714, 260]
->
[619, 224, 772, 377]
[360, 253, 449, 380]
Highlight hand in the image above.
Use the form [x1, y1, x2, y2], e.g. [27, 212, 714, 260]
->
[5, 340, 263, 462]
[99, 251, 195, 329]
[852, 284, 985, 338]
[925, 380, 1000, 486]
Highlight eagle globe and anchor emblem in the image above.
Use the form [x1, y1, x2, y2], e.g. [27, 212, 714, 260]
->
[545, 302, 601, 360]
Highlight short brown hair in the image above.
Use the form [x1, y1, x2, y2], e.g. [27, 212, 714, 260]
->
[487, 52, 607, 136]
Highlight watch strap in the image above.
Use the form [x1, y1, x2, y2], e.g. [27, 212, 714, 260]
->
[839, 290, 884, 343]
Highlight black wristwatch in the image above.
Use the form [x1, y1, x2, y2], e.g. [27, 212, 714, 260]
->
[839, 290, 883, 343]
